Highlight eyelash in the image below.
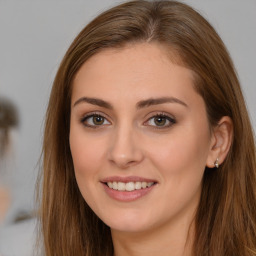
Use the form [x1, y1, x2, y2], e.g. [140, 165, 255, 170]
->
[144, 113, 176, 129]
[80, 112, 111, 129]
[80, 112, 176, 129]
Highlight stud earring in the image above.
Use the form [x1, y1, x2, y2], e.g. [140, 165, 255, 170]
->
[214, 158, 219, 168]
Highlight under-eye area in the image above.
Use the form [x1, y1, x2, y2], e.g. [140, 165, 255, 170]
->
[103, 181, 157, 192]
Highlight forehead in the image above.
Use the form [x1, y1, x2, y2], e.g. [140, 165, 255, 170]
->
[71, 43, 199, 107]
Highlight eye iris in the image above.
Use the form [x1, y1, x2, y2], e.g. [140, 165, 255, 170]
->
[93, 116, 104, 125]
[154, 116, 166, 126]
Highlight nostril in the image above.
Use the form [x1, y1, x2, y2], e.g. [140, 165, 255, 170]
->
[108, 142, 144, 167]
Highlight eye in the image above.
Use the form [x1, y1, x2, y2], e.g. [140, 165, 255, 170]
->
[145, 114, 176, 128]
[81, 113, 111, 128]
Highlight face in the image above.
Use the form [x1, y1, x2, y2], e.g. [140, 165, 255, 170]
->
[70, 43, 214, 234]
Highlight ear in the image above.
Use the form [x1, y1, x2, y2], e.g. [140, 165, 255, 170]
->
[206, 116, 233, 168]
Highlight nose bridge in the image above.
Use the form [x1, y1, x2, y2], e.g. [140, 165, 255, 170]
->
[108, 121, 143, 168]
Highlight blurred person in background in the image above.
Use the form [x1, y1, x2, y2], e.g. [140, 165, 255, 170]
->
[0, 97, 35, 256]
[0, 97, 18, 223]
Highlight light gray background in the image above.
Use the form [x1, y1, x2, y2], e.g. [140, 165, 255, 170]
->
[1, 0, 255, 219]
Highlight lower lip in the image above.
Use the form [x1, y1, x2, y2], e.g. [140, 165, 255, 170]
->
[102, 183, 155, 202]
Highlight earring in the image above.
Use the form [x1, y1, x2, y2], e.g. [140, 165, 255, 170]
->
[214, 158, 219, 168]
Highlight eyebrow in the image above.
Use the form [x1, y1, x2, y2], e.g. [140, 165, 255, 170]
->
[73, 96, 188, 109]
[73, 97, 113, 109]
[136, 97, 188, 109]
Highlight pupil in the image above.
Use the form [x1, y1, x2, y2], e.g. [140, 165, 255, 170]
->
[154, 116, 166, 126]
[93, 116, 104, 125]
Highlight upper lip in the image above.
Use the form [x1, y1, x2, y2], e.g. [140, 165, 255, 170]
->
[101, 176, 157, 183]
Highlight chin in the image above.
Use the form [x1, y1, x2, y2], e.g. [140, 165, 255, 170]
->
[109, 221, 150, 233]
[100, 210, 155, 233]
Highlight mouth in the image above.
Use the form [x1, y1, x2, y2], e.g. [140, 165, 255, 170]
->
[101, 176, 157, 201]
[105, 181, 156, 191]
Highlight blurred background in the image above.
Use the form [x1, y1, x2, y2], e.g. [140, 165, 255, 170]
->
[0, 0, 255, 255]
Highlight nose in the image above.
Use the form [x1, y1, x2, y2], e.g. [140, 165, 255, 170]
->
[108, 125, 144, 169]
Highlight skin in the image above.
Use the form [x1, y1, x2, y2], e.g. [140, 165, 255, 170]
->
[0, 187, 10, 223]
[69, 43, 231, 256]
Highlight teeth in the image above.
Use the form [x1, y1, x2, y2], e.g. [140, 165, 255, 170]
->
[142, 182, 147, 189]
[107, 182, 113, 189]
[113, 181, 118, 190]
[118, 182, 126, 191]
[106, 181, 154, 191]
[135, 181, 141, 190]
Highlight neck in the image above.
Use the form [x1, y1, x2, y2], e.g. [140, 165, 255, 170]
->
[111, 214, 195, 256]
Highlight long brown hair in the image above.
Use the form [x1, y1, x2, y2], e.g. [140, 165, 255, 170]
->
[39, 1, 256, 255]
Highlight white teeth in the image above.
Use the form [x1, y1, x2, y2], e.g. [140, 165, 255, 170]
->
[113, 181, 118, 190]
[117, 182, 126, 191]
[142, 182, 147, 189]
[106, 181, 154, 191]
[126, 182, 135, 191]
[135, 181, 141, 190]
[107, 182, 113, 189]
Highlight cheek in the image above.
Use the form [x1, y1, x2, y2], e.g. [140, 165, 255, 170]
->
[69, 127, 108, 212]
[145, 129, 210, 219]
[70, 139, 100, 175]
[145, 122, 211, 188]
[69, 125, 106, 185]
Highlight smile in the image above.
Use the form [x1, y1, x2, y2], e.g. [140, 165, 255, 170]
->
[106, 181, 155, 191]
[101, 177, 157, 201]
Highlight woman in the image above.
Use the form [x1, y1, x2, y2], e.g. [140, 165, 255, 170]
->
[39, 1, 256, 255]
